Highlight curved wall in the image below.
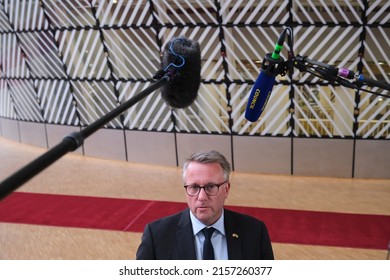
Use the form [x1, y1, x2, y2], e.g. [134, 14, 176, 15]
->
[1, 118, 389, 179]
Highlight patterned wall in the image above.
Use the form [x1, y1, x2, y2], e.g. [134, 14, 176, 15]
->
[0, 0, 389, 139]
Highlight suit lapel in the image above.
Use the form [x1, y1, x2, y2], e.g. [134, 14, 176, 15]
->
[224, 209, 242, 260]
[176, 209, 197, 260]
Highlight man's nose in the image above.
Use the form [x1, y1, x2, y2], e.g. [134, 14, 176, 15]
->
[197, 188, 208, 200]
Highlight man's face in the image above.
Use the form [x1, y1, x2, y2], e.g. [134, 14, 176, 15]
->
[184, 162, 230, 225]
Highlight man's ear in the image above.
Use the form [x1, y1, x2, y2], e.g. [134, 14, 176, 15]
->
[224, 182, 231, 197]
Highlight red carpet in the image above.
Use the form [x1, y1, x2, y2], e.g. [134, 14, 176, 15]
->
[0, 192, 389, 250]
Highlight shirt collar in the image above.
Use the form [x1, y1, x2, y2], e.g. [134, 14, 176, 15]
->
[189, 209, 226, 236]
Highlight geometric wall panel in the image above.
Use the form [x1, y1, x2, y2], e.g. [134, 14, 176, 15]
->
[0, 1, 389, 179]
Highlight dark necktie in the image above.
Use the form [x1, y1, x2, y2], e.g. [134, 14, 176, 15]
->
[202, 227, 216, 260]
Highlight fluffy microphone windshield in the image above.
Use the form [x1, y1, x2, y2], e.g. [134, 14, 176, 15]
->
[160, 37, 201, 108]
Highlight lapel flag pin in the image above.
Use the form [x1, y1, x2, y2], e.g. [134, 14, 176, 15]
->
[232, 233, 239, 238]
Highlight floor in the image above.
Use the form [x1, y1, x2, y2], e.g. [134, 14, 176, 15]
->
[0, 137, 389, 260]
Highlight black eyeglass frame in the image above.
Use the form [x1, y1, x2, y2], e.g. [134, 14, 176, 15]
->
[184, 181, 228, 196]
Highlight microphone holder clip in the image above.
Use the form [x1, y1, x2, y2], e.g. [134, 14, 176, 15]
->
[153, 68, 175, 82]
[262, 53, 289, 78]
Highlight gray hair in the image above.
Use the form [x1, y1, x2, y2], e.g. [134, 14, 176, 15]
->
[182, 150, 231, 182]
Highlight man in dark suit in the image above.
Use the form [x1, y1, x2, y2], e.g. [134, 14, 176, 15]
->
[136, 150, 274, 260]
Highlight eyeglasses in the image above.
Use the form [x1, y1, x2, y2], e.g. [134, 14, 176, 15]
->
[184, 181, 227, 196]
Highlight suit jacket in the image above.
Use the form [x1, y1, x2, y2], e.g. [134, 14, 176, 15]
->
[136, 208, 274, 260]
